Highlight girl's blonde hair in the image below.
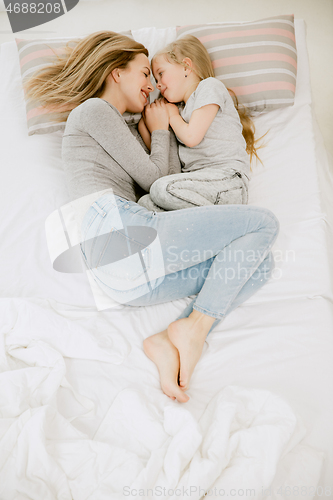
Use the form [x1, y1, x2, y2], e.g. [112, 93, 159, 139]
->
[152, 35, 263, 165]
[23, 31, 149, 123]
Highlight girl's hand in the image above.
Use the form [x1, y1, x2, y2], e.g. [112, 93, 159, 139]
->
[143, 99, 169, 132]
[165, 102, 180, 119]
[156, 97, 180, 119]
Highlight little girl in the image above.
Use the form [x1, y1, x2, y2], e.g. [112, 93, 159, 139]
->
[137, 35, 260, 211]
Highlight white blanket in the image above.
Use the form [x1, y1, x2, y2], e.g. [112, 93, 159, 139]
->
[0, 300, 324, 500]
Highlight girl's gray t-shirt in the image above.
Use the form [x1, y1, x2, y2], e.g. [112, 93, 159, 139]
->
[178, 77, 250, 180]
[61, 98, 181, 208]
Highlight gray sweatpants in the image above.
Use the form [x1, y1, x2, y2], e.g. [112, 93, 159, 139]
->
[137, 167, 249, 212]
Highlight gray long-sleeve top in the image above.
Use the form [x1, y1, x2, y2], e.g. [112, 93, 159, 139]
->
[61, 98, 181, 222]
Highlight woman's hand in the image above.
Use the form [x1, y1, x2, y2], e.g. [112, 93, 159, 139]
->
[143, 99, 169, 133]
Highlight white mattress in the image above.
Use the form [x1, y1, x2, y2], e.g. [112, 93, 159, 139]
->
[0, 20, 333, 500]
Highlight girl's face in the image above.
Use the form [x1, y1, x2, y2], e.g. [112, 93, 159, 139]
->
[152, 55, 187, 103]
[120, 53, 154, 113]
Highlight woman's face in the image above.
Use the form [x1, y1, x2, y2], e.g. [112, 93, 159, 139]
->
[152, 55, 186, 103]
[120, 53, 154, 113]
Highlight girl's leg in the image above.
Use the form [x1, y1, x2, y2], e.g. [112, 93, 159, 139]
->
[136, 193, 166, 212]
[149, 167, 248, 210]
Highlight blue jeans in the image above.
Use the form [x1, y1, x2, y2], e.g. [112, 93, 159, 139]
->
[80, 194, 279, 334]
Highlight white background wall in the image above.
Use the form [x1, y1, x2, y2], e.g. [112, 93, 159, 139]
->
[1, 0, 332, 161]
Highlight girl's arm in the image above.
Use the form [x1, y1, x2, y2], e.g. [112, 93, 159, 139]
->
[167, 103, 219, 148]
[138, 116, 151, 151]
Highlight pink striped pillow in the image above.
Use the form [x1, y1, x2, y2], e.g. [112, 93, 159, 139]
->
[16, 33, 132, 135]
[176, 15, 297, 113]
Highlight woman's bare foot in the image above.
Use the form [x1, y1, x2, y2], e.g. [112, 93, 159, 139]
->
[167, 310, 216, 391]
[143, 330, 189, 403]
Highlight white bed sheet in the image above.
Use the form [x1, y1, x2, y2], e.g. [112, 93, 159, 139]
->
[0, 19, 332, 499]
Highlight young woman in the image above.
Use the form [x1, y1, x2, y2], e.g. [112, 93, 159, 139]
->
[137, 35, 259, 211]
[24, 31, 279, 403]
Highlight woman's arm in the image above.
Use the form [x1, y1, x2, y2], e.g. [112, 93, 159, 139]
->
[167, 103, 219, 148]
[168, 127, 182, 175]
[138, 116, 151, 151]
[80, 99, 171, 193]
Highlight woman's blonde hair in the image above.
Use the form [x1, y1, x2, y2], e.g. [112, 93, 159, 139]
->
[152, 35, 264, 165]
[23, 31, 149, 123]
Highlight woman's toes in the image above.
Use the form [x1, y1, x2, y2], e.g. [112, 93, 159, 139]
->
[174, 388, 189, 403]
[167, 317, 206, 392]
[162, 380, 189, 403]
[143, 331, 189, 403]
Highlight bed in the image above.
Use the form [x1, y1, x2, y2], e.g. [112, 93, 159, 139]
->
[0, 17, 333, 500]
